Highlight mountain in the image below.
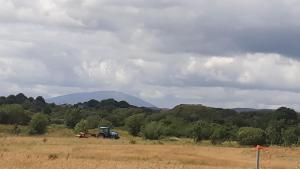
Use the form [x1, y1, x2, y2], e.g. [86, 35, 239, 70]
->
[46, 91, 155, 108]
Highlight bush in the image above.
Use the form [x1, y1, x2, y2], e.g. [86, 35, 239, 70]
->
[0, 104, 30, 125]
[265, 120, 284, 145]
[86, 115, 101, 129]
[98, 119, 113, 127]
[161, 117, 191, 137]
[28, 113, 49, 135]
[210, 126, 228, 144]
[64, 109, 82, 128]
[192, 121, 213, 142]
[74, 120, 88, 133]
[237, 127, 265, 146]
[125, 114, 145, 136]
[142, 121, 164, 140]
[282, 127, 298, 146]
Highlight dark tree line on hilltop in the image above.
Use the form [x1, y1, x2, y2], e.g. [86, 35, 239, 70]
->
[0, 93, 300, 146]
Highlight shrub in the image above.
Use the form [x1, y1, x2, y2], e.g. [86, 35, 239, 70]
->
[161, 117, 191, 137]
[0, 104, 30, 125]
[64, 109, 82, 128]
[237, 127, 265, 146]
[98, 119, 113, 127]
[282, 127, 298, 146]
[86, 115, 101, 129]
[210, 126, 228, 144]
[265, 120, 284, 145]
[142, 121, 164, 140]
[28, 113, 49, 135]
[125, 114, 145, 136]
[74, 120, 88, 133]
[192, 121, 213, 142]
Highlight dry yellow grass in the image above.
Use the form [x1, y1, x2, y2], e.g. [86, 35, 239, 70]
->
[0, 136, 299, 169]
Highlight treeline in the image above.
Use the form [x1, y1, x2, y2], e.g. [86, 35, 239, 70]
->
[0, 93, 300, 146]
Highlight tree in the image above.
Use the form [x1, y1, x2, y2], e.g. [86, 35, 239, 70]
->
[142, 121, 164, 140]
[265, 120, 284, 145]
[15, 93, 27, 104]
[28, 113, 49, 135]
[35, 96, 46, 105]
[282, 128, 298, 146]
[74, 120, 88, 133]
[86, 115, 101, 129]
[210, 126, 228, 144]
[86, 99, 100, 108]
[237, 127, 265, 146]
[160, 116, 191, 137]
[64, 109, 83, 128]
[6, 95, 16, 104]
[0, 104, 30, 124]
[0, 96, 6, 105]
[43, 106, 52, 115]
[273, 107, 297, 124]
[98, 119, 113, 127]
[125, 114, 145, 136]
[192, 121, 213, 142]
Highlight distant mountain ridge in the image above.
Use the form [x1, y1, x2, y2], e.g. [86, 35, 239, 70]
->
[46, 91, 155, 108]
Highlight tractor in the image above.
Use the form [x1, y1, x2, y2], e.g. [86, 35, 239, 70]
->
[98, 126, 120, 139]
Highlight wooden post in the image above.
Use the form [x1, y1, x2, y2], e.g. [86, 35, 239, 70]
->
[256, 145, 260, 169]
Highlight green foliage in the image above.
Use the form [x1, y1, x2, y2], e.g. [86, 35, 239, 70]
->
[15, 93, 27, 104]
[210, 126, 228, 144]
[6, 95, 17, 104]
[142, 121, 164, 140]
[273, 107, 297, 124]
[193, 121, 213, 142]
[265, 120, 284, 145]
[28, 113, 49, 135]
[64, 109, 83, 128]
[0, 104, 30, 125]
[43, 106, 52, 115]
[0, 93, 300, 147]
[125, 113, 145, 136]
[282, 127, 298, 146]
[74, 120, 88, 133]
[237, 127, 265, 146]
[98, 119, 113, 127]
[86, 115, 101, 129]
[74, 99, 132, 110]
[161, 116, 192, 137]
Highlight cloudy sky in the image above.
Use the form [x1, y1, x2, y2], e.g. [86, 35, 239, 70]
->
[1, 0, 300, 109]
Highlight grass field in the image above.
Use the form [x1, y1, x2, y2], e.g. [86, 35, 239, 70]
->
[0, 125, 300, 169]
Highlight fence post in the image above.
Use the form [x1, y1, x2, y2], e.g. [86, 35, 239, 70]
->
[256, 145, 261, 169]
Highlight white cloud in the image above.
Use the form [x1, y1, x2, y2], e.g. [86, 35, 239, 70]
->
[0, 0, 300, 110]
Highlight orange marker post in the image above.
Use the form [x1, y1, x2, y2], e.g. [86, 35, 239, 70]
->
[255, 145, 269, 169]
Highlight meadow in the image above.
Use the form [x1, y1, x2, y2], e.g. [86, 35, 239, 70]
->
[0, 126, 300, 169]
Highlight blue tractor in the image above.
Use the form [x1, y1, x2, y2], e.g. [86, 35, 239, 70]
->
[98, 126, 120, 139]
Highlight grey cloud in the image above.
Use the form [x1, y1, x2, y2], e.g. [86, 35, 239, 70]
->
[1, 0, 300, 110]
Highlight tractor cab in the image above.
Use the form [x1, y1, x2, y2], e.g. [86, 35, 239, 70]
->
[98, 126, 120, 139]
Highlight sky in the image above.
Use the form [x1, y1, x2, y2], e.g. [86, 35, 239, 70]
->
[1, 0, 300, 110]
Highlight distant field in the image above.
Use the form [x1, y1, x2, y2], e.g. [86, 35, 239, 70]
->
[0, 135, 300, 169]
